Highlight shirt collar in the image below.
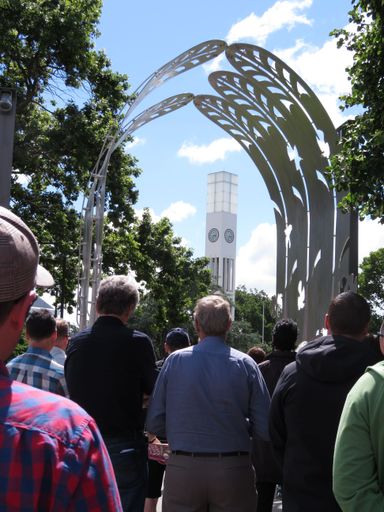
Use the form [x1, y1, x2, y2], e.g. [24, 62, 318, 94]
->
[27, 346, 53, 358]
[198, 336, 226, 345]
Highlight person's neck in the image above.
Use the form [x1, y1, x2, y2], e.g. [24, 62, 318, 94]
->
[97, 312, 129, 324]
[332, 332, 367, 342]
[29, 340, 52, 352]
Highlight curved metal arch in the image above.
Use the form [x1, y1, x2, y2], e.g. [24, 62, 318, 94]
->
[77, 41, 227, 328]
[194, 92, 308, 329]
[226, 43, 337, 151]
[76, 39, 356, 342]
[195, 44, 353, 337]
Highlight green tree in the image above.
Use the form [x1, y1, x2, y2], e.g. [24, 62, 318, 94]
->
[0, 0, 218, 338]
[328, 1, 384, 221]
[358, 247, 384, 331]
[0, 0, 139, 312]
[233, 286, 277, 350]
[226, 320, 269, 354]
[117, 210, 211, 354]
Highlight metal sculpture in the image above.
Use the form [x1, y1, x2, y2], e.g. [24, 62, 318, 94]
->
[77, 40, 227, 328]
[194, 43, 355, 339]
[77, 40, 357, 341]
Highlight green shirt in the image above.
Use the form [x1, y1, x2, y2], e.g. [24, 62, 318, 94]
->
[333, 361, 384, 511]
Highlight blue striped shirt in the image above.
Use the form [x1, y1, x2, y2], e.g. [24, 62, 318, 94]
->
[146, 336, 271, 452]
[7, 346, 69, 397]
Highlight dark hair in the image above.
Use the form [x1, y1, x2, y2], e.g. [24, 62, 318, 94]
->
[165, 328, 190, 351]
[272, 319, 298, 350]
[247, 346, 266, 364]
[26, 309, 56, 341]
[328, 291, 371, 337]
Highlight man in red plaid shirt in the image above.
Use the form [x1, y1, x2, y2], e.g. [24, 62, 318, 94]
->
[0, 206, 122, 511]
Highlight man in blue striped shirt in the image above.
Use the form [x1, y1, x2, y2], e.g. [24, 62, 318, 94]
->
[146, 294, 271, 511]
[7, 309, 68, 397]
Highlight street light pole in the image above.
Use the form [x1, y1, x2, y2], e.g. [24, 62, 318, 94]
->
[0, 88, 17, 207]
[262, 301, 265, 344]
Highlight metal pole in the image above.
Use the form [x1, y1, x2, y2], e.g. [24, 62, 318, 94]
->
[0, 88, 16, 207]
[262, 301, 265, 343]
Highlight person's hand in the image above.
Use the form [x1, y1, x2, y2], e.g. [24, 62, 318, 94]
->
[147, 434, 161, 444]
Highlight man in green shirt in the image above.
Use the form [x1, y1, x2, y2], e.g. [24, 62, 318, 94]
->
[333, 322, 384, 511]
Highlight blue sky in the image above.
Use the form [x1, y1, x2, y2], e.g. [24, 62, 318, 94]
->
[95, 0, 384, 295]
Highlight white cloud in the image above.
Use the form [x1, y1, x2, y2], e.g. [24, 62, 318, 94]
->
[135, 202, 196, 225]
[125, 136, 146, 149]
[227, 0, 312, 45]
[273, 30, 354, 127]
[205, 0, 313, 73]
[13, 172, 31, 187]
[161, 201, 197, 223]
[234, 219, 383, 296]
[359, 218, 384, 263]
[236, 223, 277, 295]
[134, 207, 160, 222]
[177, 137, 242, 165]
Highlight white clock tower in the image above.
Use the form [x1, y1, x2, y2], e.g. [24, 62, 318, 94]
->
[205, 171, 238, 305]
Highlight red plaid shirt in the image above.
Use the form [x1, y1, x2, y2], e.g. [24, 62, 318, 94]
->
[0, 362, 122, 511]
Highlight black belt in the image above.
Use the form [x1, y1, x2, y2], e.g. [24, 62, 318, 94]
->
[171, 450, 249, 457]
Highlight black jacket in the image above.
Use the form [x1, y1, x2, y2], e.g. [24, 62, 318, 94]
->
[269, 335, 382, 512]
[65, 316, 157, 437]
[252, 350, 296, 482]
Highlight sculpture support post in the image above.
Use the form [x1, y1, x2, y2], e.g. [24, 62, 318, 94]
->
[0, 88, 16, 208]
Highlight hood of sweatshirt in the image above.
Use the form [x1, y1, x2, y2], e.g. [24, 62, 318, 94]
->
[366, 360, 384, 380]
[296, 335, 382, 384]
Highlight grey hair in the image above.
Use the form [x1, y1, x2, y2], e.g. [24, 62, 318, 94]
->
[193, 295, 231, 336]
[96, 276, 139, 316]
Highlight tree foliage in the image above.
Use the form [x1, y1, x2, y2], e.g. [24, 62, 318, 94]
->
[0, 0, 139, 312]
[358, 247, 384, 331]
[231, 286, 278, 352]
[111, 209, 211, 354]
[328, 1, 384, 221]
[0, 0, 211, 333]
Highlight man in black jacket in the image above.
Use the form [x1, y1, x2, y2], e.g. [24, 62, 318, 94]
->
[269, 291, 382, 512]
[253, 319, 297, 512]
[65, 275, 157, 512]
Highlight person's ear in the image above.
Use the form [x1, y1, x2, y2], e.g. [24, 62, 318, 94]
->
[324, 314, 331, 333]
[10, 290, 37, 331]
[9, 291, 36, 332]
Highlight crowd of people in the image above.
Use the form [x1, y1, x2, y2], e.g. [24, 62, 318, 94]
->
[0, 204, 383, 511]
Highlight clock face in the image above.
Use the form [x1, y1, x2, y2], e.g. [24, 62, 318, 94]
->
[224, 228, 235, 243]
[208, 228, 219, 243]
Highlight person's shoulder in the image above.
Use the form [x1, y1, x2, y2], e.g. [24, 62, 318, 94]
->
[68, 327, 92, 345]
[6, 378, 93, 443]
[163, 346, 193, 365]
[49, 359, 65, 374]
[6, 353, 24, 367]
[259, 359, 271, 369]
[229, 346, 258, 365]
[274, 360, 298, 388]
[358, 361, 384, 390]
[66, 327, 92, 356]
[131, 329, 152, 342]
